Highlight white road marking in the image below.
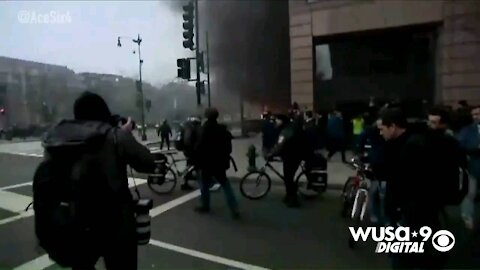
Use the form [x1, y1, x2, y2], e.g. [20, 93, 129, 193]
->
[0, 209, 34, 226]
[0, 190, 33, 213]
[0, 181, 32, 191]
[149, 239, 270, 270]
[150, 190, 200, 217]
[0, 178, 147, 226]
[0, 178, 145, 191]
[12, 254, 54, 270]
[128, 177, 147, 188]
[0, 152, 43, 158]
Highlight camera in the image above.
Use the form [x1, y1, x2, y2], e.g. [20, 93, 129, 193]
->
[111, 114, 136, 130]
[134, 198, 153, 245]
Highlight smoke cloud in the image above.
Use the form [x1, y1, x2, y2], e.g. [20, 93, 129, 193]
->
[201, 0, 291, 116]
[161, 0, 291, 116]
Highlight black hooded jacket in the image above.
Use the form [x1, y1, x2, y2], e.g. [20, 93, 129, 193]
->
[42, 92, 155, 220]
[42, 119, 155, 201]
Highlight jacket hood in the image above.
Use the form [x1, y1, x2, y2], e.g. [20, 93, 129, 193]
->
[42, 119, 112, 149]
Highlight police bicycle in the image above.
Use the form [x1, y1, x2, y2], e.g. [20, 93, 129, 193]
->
[239, 156, 327, 200]
[341, 156, 372, 248]
[162, 150, 222, 192]
[146, 144, 226, 194]
[146, 150, 179, 194]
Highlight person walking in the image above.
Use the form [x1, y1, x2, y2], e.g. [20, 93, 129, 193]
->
[159, 120, 172, 150]
[194, 108, 239, 218]
[327, 110, 347, 163]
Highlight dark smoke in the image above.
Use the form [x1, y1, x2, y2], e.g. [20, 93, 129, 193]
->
[201, 0, 291, 115]
[161, 0, 291, 115]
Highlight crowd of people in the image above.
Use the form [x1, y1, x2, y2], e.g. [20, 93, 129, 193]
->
[29, 90, 478, 269]
[261, 99, 477, 269]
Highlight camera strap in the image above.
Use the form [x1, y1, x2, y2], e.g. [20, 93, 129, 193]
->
[129, 167, 141, 200]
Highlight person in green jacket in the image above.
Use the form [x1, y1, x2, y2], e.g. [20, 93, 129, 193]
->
[351, 113, 365, 152]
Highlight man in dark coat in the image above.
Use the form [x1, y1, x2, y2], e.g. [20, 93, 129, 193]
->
[40, 92, 155, 269]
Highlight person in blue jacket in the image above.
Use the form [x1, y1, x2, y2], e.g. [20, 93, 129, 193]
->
[358, 118, 386, 224]
[327, 109, 346, 163]
[457, 105, 480, 230]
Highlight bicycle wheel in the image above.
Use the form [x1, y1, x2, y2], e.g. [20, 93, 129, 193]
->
[348, 191, 367, 249]
[341, 177, 357, 218]
[240, 171, 271, 200]
[296, 171, 320, 198]
[148, 167, 177, 195]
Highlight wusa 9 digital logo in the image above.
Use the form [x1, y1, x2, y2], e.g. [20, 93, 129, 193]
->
[349, 226, 455, 253]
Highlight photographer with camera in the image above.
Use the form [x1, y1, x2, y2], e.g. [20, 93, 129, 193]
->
[33, 91, 155, 270]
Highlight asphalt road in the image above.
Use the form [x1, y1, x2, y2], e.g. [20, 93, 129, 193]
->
[1, 141, 480, 269]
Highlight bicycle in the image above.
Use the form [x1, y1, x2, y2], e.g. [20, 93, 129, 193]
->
[239, 157, 327, 200]
[146, 150, 179, 195]
[148, 144, 231, 194]
[341, 156, 372, 248]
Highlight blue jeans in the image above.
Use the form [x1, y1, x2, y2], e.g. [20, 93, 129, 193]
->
[199, 170, 238, 213]
[368, 180, 386, 225]
[461, 175, 477, 223]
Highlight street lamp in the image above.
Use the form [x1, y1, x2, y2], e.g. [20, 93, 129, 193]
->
[117, 34, 147, 141]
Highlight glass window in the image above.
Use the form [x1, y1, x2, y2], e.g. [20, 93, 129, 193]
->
[315, 44, 333, 80]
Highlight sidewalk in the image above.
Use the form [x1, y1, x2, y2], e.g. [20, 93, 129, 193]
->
[147, 133, 354, 190]
[228, 134, 353, 189]
[0, 138, 40, 144]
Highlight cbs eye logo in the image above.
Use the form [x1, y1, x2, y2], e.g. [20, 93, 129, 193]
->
[431, 230, 455, 252]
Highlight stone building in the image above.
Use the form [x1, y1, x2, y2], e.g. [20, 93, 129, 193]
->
[0, 56, 83, 128]
[289, 0, 480, 110]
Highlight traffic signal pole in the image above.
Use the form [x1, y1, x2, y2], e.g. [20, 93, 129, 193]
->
[136, 34, 147, 141]
[194, 0, 201, 106]
[117, 34, 147, 141]
[206, 31, 211, 108]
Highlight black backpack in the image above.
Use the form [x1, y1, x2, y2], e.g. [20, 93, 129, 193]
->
[429, 133, 469, 206]
[33, 143, 111, 267]
[218, 124, 232, 161]
[174, 127, 185, 151]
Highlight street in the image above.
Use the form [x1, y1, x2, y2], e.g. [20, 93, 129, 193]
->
[0, 135, 479, 269]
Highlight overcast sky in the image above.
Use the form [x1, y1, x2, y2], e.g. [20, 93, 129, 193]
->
[0, 1, 190, 86]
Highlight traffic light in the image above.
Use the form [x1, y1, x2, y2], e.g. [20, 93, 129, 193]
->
[182, 1, 194, 50]
[0, 107, 4, 115]
[176, 58, 191, 80]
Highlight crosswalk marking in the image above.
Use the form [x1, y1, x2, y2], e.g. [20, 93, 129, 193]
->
[0, 152, 43, 157]
[151, 190, 200, 217]
[0, 190, 33, 213]
[0, 178, 146, 191]
[0, 178, 148, 227]
[12, 254, 54, 270]
[128, 177, 147, 188]
[0, 181, 32, 191]
[150, 239, 270, 270]
[0, 210, 34, 226]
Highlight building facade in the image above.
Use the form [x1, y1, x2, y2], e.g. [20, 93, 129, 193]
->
[0, 56, 83, 128]
[289, 0, 480, 109]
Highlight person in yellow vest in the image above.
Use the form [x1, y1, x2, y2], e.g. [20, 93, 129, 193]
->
[351, 113, 365, 152]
